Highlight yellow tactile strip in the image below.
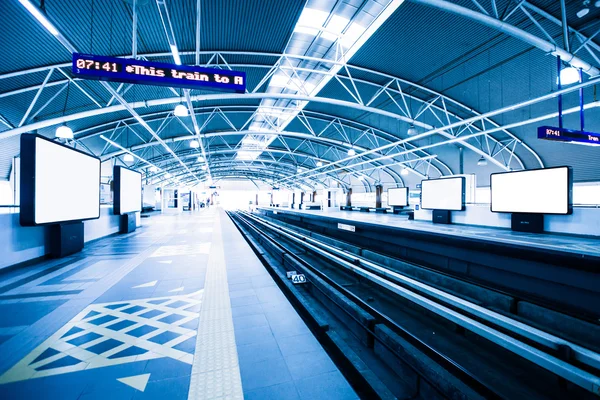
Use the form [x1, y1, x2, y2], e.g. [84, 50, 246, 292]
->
[187, 212, 243, 400]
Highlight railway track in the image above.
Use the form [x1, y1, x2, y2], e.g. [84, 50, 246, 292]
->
[229, 210, 600, 400]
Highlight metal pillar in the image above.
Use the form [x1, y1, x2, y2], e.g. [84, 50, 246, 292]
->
[346, 188, 352, 207]
[375, 185, 383, 208]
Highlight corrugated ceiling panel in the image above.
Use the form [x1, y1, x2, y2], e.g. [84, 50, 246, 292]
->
[0, 1, 70, 74]
[199, 0, 305, 52]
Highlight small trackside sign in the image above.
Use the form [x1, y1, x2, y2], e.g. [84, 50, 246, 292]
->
[338, 223, 355, 232]
[286, 271, 297, 279]
[291, 274, 307, 284]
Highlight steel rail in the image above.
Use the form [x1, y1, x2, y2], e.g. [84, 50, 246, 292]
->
[241, 211, 600, 395]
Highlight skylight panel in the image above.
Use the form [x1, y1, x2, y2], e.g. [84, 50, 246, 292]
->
[294, 8, 329, 36]
[339, 23, 366, 48]
[236, 151, 259, 161]
[321, 15, 350, 41]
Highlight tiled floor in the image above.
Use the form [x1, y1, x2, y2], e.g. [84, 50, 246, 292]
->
[0, 208, 357, 399]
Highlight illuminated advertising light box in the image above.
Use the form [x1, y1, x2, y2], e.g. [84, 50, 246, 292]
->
[20, 134, 100, 226]
[113, 166, 142, 215]
[490, 166, 572, 215]
[421, 177, 465, 211]
[72, 53, 246, 93]
[387, 187, 408, 207]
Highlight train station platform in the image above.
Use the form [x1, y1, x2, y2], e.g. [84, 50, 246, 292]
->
[0, 209, 357, 400]
[257, 206, 600, 319]
[258, 207, 600, 260]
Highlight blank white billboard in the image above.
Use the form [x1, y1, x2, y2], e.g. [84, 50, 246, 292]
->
[491, 167, 572, 214]
[33, 137, 100, 224]
[421, 177, 465, 211]
[388, 187, 408, 207]
[116, 167, 142, 214]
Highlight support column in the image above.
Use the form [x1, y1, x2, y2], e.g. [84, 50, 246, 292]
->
[312, 191, 317, 202]
[292, 193, 296, 208]
[270, 192, 274, 206]
[300, 192, 305, 206]
[346, 188, 352, 207]
[327, 191, 331, 207]
[255, 193, 258, 206]
[375, 185, 383, 208]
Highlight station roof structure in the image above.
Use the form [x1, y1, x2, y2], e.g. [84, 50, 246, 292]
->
[1, 0, 599, 190]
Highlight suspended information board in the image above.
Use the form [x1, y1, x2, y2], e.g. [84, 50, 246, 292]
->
[537, 126, 600, 146]
[72, 53, 246, 92]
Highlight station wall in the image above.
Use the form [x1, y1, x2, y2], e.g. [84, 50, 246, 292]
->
[414, 205, 600, 236]
[0, 206, 124, 271]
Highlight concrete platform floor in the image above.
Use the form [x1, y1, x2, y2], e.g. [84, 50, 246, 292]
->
[0, 208, 356, 400]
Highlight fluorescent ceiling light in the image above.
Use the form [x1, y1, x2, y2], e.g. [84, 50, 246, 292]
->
[407, 125, 418, 136]
[401, 168, 409, 176]
[189, 140, 200, 148]
[294, 8, 328, 36]
[170, 44, 182, 65]
[19, 0, 59, 36]
[559, 67, 580, 85]
[321, 15, 349, 42]
[55, 124, 73, 139]
[348, 148, 356, 156]
[236, 151, 258, 161]
[576, 8, 589, 18]
[123, 153, 134, 162]
[174, 104, 188, 117]
[197, 156, 205, 162]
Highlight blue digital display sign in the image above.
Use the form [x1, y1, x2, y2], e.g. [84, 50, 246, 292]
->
[538, 126, 600, 146]
[72, 53, 246, 93]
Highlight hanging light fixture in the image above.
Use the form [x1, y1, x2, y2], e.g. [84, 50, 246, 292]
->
[297, 167, 303, 173]
[201, 165, 207, 171]
[123, 153, 134, 162]
[401, 168, 409, 176]
[316, 161, 323, 167]
[189, 139, 200, 148]
[165, 173, 172, 178]
[407, 124, 418, 136]
[559, 67, 581, 85]
[150, 166, 158, 173]
[55, 124, 74, 139]
[197, 156, 205, 162]
[174, 103, 188, 117]
[56, 81, 73, 139]
[477, 156, 488, 166]
[347, 148, 356, 156]
[576, 7, 589, 17]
